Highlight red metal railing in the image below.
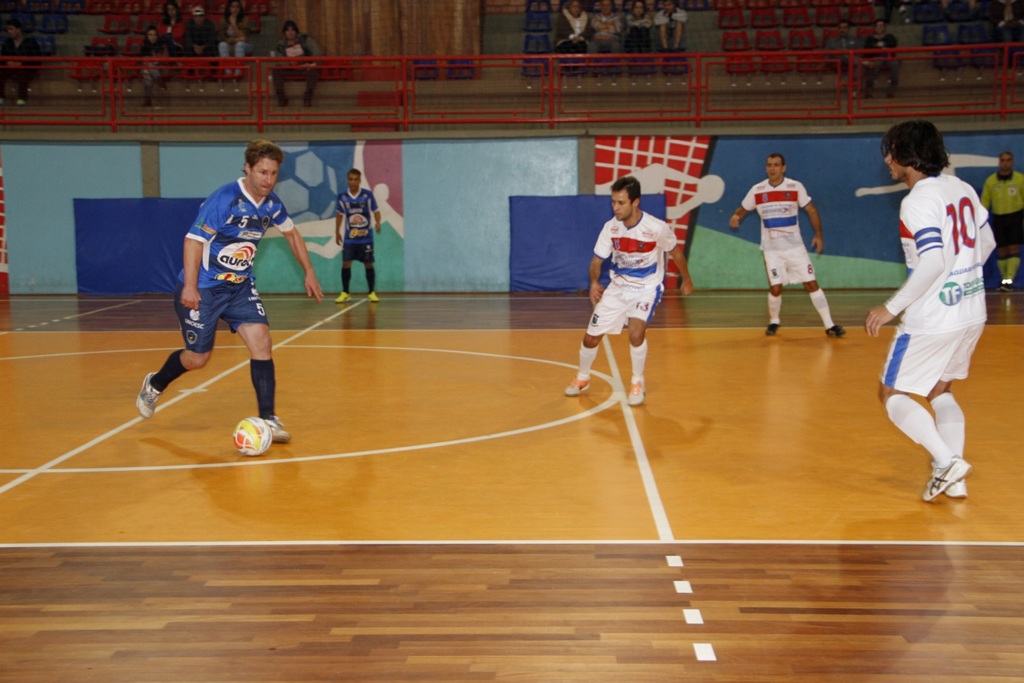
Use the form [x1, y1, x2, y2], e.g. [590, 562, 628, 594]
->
[1, 46, 1022, 132]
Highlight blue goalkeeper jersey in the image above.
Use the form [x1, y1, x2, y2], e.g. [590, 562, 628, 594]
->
[336, 188, 379, 245]
[180, 178, 295, 288]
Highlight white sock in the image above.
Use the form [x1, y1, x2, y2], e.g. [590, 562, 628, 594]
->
[577, 342, 599, 380]
[630, 339, 648, 385]
[767, 293, 782, 324]
[885, 394, 955, 469]
[930, 392, 965, 458]
[809, 288, 835, 329]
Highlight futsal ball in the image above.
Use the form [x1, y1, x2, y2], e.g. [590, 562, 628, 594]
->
[233, 417, 273, 456]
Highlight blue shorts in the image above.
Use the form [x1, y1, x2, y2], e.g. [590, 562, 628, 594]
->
[174, 278, 268, 353]
[343, 242, 374, 264]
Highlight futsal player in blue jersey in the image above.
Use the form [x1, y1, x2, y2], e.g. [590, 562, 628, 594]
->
[136, 139, 324, 446]
[334, 168, 382, 303]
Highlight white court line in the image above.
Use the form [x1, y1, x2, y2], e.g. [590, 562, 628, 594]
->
[0, 301, 364, 495]
[1, 299, 140, 334]
[602, 336, 675, 542]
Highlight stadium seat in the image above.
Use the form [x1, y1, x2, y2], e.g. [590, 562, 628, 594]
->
[722, 30, 755, 85]
[750, 7, 779, 28]
[815, 6, 841, 27]
[922, 23, 961, 79]
[411, 59, 440, 80]
[682, 0, 712, 10]
[525, 0, 552, 10]
[945, 0, 973, 22]
[36, 35, 57, 57]
[83, 35, 119, 56]
[912, 1, 945, 23]
[782, 6, 812, 28]
[98, 13, 131, 35]
[39, 13, 71, 35]
[58, 0, 86, 12]
[661, 55, 690, 85]
[121, 35, 143, 56]
[10, 13, 36, 33]
[718, 8, 747, 29]
[445, 59, 478, 80]
[790, 29, 828, 84]
[131, 13, 161, 34]
[848, 3, 876, 26]
[524, 10, 552, 33]
[958, 22, 998, 75]
[524, 32, 552, 53]
[755, 28, 792, 82]
[626, 57, 657, 83]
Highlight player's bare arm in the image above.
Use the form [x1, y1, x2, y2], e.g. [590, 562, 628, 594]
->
[180, 237, 205, 310]
[729, 207, 747, 229]
[805, 202, 824, 253]
[334, 212, 344, 245]
[283, 227, 324, 303]
[669, 246, 695, 295]
[374, 210, 382, 233]
[588, 255, 605, 306]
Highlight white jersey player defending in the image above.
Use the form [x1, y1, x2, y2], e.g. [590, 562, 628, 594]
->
[729, 153, 845, 338]
[865, 119, 996, 502]
[564, 175, 695, 407]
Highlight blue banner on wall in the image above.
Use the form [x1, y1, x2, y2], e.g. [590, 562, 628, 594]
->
[509, 195, 667, 292]
[74, 198, 201, 295]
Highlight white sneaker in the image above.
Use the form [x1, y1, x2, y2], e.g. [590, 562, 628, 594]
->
[945, 479, 968, 498]
[265, 416, 291, 443]
[627, 381, 645, 407]
[923, 457, 971, 502]
[564, 377, 590, 397]
[136, 372, 161, 418]
[944, 456, 968, 498]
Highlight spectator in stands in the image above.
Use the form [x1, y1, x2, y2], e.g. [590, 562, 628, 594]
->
[141, 25, 170, 107]
[589, 0, 623, 53]
[554, 0, 591, 54]
[861, 19, 900, 99]
[218, 1, 252, 59]
[624, 0, 654, 54]
[824, 19, 860, 71]
[653, 0, 687, 52]
[273, 19, 322, 107]
[0, 18, 41, 107]
[185, 5, 218, 57]
[990, 0, 1024, 43]
[160, 0, 186, 55]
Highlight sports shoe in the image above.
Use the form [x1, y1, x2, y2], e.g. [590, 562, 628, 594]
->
[367, 291, 379, 302]
[15, 99, 26, 106]
[944, 456, 968, 498]
[264, 416, 291, 444]
[826, 324, 846, 338]
[765, 323, 780, 336]
[564, 377, 590, 397]
[999, 281, 1013, 292]
[923, 457, 971, 502]
[334, 291, 351, 303]
[627, 381, 645, 407]
[136, 372, 161, 419]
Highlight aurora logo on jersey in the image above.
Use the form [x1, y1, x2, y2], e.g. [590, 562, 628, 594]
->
[217, 242, 257, 271]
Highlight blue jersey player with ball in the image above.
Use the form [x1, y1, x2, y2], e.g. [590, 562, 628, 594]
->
[136, 139, 323, 447]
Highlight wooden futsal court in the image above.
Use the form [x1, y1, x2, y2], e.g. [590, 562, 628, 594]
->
[1, 290, 1023, 682]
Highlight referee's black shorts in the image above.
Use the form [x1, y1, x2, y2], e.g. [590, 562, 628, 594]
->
[991, 209, 1024, 249]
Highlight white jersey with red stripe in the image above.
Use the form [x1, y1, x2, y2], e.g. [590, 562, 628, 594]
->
[896, 173, 990, 334]
[740, 177, 811, 252]
[593, 211, 677, 289]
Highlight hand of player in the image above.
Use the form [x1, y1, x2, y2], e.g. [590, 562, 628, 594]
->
[864, 305, 895, 337]
[305, 272, 324, 303]
[180, 285, 201, 311]
[728, 215, 740, 229]
[589, 282, 605, 306]
[680, 277, 694, 295]
[811, 234, 823, 253]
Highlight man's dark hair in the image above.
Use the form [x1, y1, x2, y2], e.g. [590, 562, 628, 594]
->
[611, 175, 641, 202]
[880, 119, 949, 176]
[767, 152, 786, 166]
[6, 18, 22, 30]
[282, 19, 299, 33]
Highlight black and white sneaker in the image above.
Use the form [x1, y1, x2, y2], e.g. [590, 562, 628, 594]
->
[136, 373, 161, 419]
[826, 325, 846, 338]
[765, 323, 780, 336]
[923, 458, 971, 502]
[265, 416, 291, 444]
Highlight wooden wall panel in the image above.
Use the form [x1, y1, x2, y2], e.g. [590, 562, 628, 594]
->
[279, 0, 481, 57]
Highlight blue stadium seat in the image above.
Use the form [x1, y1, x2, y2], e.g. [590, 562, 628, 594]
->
[36, 35, 57, 56]
[524, 10, 552, 33]
[39, 13, 70, 35]
[912, 1, 945, 23]
[922, 24, 961, 79]
[524, 32, 552, 53]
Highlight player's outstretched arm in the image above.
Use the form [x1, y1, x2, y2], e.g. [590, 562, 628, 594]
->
[282, 227, 324, 303]
[728, 207, 747, 230]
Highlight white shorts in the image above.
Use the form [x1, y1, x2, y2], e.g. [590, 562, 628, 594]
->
[763, 247, 815, 287]
[587, 282, 664, 336]
[880, 322, 985, 395]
